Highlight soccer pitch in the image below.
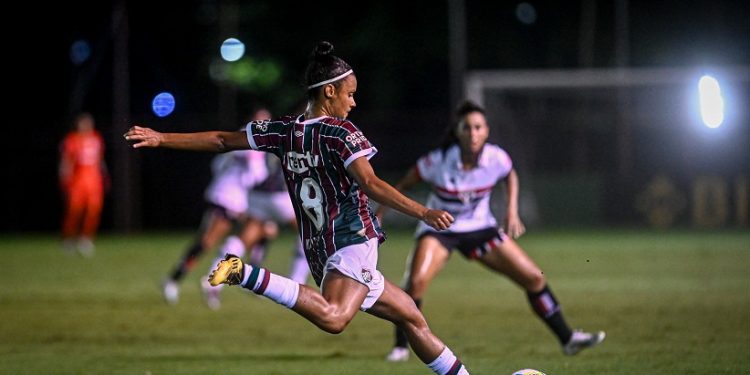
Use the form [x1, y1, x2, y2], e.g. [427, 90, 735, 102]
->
[1, 229, 748, 374]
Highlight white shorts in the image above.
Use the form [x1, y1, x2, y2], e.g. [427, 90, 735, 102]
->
[246, 191, 296, 223]
[323, 238, 385, 311]
[205, 179, 248, 217]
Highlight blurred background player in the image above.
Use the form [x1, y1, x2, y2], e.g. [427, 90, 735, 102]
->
[379, 101, 605, 361]
[201, 152, 309, 310]
[161, 109, 271, 305]
[59, 112, 108, 257]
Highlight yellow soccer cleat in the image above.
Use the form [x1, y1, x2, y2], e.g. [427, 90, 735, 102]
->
[208, 254, 245, 286]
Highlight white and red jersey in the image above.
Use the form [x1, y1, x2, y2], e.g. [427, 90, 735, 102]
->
[204, 149, 269, 215]
[415, 143, 512, 235]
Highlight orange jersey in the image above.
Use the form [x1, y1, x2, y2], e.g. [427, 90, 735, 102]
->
[60, 130, 105, 188]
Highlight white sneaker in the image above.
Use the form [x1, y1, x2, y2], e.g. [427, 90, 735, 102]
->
[385, 346, 410, 362]
[201, 279, 221, 310]
[162, 280, 179, 305]
[77, 238, 95, 258]
[563, 330, 606, 355]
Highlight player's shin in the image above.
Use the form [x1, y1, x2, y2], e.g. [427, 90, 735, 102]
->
[527, 284, 573, 344]
[241, 266, 300, 308]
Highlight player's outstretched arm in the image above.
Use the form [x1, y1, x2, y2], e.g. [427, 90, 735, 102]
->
[124, 126, 250, 152]
[348, 157, 453, 231]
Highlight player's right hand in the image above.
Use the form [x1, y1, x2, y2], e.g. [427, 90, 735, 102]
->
[124, 126, 163, 148]
[422, 209, 454, 231]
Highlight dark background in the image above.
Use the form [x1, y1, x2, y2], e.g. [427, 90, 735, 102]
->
[6, 0, 750, 232]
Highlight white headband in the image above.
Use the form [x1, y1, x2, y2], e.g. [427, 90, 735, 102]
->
[307, 69, 354, 89]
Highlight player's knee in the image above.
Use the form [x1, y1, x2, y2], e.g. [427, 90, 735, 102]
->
[398, 302, 428, 328]
[397, 313, 429, 336]
[526, 270, 546, 291]
[318, 307, 355, 334]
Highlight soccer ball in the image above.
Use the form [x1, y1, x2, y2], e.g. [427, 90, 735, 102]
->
[512, 369, 546, 375]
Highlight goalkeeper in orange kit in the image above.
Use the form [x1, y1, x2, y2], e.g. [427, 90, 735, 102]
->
[59, 112, 108, 256]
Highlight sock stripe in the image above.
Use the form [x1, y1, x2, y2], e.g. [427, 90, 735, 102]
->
[246, 266, 261, 291]
[257, 268, 271, 294]
[447, 359, 463, 375]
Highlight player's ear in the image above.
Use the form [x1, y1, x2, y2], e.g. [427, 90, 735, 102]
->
[324, 84, 336, 99]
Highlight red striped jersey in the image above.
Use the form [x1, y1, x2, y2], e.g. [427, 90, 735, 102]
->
[246, 115, 385, 284]
[415, 143, 513, 235]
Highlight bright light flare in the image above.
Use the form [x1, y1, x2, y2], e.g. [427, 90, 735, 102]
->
[152, 92, 176, 117]
[220, 38, 245, 62]
[698, 75, 724, 128]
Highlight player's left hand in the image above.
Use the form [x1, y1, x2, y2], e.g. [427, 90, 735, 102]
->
[124, 126, 163, 148]
[505, 214, 526, 239]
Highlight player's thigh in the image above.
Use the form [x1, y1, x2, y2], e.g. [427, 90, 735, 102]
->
[405, 236, 451, 292]
[239, 218, 266, 245]
[478, 237, 544, 290]
[320, 270, 369, 319]
[201, 210, 234, 247]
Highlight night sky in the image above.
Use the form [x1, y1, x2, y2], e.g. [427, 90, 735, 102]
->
[6, 0, 750, 232]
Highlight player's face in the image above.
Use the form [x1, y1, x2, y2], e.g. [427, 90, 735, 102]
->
[456, 111, 489, 154]
[329, 75, 357, 119]
[77, 116, 94, 133]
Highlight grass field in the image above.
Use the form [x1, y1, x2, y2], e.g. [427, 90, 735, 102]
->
[1, 229, 749, 374]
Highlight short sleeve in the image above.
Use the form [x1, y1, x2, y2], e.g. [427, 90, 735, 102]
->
[493, 146, 513, 178]
[245, 119, 283, 158]
[331, 122, 378, 168]
[415, 149, 443, 184]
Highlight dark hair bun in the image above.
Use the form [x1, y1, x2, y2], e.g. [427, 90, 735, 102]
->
[456, 100, 485, 117]
[311, 41, 334, 60]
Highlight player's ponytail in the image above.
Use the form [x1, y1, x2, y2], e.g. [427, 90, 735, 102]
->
[304, 41, 353, 99]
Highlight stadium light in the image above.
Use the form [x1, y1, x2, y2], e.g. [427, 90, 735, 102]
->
[220, 38, 245, 62]
[152, 92, 176, 117]
[698, 75, 725, 128]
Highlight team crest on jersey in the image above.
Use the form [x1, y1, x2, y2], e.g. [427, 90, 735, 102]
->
[294, 130, 304, 137]
[361, 268, 373, 283]
[251, 120, 269, 132]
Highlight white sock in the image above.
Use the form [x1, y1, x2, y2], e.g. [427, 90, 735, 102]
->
[288, 239, 309, 284]
[241, 266, 299, 308]
[221, 236, 246, 258]
[427, 347, 469, 375]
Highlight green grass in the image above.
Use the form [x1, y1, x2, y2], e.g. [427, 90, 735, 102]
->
[1, 229, 749, 374]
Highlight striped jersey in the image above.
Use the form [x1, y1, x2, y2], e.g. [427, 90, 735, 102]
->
[415, 143, 513, 235]
[246, 115, 385, 284]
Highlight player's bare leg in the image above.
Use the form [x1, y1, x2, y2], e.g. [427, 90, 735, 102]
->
[163, 211, 234, 305]
[292, 270, 368, 333]
[388, 236, 450, 361]
[480, 237, 605, 355]
[369, 279, 469, 374]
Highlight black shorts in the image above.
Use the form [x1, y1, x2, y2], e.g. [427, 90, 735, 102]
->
[205, 202, 245, 223]
[417, 227, 506, 259]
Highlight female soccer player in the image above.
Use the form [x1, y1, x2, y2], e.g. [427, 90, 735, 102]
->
[59, 112, 108, 256]
[125, 41, 470, 374]
[380, 101, 605, 362]
[161, 109, 271, 306]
